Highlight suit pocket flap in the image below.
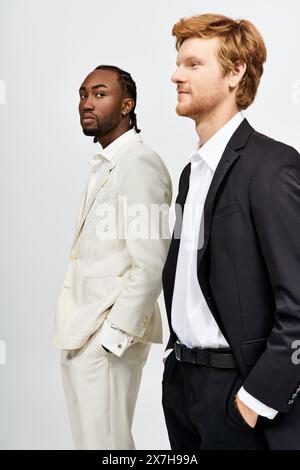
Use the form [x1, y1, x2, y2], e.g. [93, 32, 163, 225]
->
[213, 201, 239, 221]
[241, 338, 267, 366]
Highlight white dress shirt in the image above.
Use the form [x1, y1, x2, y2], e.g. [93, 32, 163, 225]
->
[86, 129, 136, 357]
[171, 111, 277, 419]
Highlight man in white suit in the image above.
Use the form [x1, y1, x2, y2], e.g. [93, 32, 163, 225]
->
[54, 65, 172, 450]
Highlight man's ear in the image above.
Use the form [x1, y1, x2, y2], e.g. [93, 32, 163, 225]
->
[122, 97, 134, 115]
[228, 60, 247, 89]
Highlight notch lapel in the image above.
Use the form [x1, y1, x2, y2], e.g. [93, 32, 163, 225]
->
[197, 118, 255, 269]
[71, 163, 112, 249]
[71, 132, 143, 249]
[196, 146, 240, 267]
[166, 163, 191, 270]
[163, 163, 191, 319]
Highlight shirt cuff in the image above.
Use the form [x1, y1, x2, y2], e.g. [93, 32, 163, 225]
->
[237, 386, 278, 419]
[99, 319, 133, 357]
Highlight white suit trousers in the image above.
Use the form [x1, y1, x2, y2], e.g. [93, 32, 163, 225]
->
[61, 327, 151, 449]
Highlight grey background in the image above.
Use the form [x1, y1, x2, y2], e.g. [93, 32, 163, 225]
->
[0, 0, 299, 449]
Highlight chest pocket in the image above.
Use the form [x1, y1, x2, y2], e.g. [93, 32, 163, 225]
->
[213, 201, 240, 222]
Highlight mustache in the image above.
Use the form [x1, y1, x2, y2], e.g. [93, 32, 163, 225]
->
[81, 111, 97, 118]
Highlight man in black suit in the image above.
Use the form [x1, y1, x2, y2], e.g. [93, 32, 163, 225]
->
[162, 13, 300, 450]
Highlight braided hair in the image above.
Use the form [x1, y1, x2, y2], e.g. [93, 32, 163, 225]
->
[94, 65, 141, 133]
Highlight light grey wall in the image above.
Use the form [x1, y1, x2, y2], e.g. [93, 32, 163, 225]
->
[0, 0, 299, 449]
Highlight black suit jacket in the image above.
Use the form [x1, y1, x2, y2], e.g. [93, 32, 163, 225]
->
[163, 119, 300, 417]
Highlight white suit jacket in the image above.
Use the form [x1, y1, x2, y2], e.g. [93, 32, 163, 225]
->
[54, 132, 172, 349]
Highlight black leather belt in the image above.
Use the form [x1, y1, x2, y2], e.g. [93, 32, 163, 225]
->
[174, 342, 237, 369]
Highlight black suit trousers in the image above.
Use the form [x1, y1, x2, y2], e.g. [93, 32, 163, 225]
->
[162, 351, 268, 450]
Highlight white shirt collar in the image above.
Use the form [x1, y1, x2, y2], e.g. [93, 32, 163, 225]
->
[189, 111, 244, 172]
[90, 128, 137, 167]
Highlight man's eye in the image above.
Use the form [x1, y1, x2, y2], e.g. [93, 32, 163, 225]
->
[80, 94, 87, 99]
[96, 92, 105, 97]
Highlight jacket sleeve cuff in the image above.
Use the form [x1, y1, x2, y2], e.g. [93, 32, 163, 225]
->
[99, 319, 133, 357]
[237, 386, 278, 419]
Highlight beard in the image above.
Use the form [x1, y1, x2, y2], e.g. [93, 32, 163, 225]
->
[81, 111, 121, 139]
[176, 92, 222, 121]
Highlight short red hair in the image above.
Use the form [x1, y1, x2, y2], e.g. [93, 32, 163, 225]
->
[172, 13, 267, 109]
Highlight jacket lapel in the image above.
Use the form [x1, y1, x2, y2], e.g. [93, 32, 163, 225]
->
[197, 118, 254, 269]
[166, 163, 191, 269]
[71, 164, 111, 249]
[80, 164, 112, 228]
[196, 146, 240, 267]
[163, 163, 191, 320]
[72, 132, 142, 249]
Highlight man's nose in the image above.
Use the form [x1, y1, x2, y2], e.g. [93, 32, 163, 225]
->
[82, 96, 95, 110]
[171, 67, 185, 84]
